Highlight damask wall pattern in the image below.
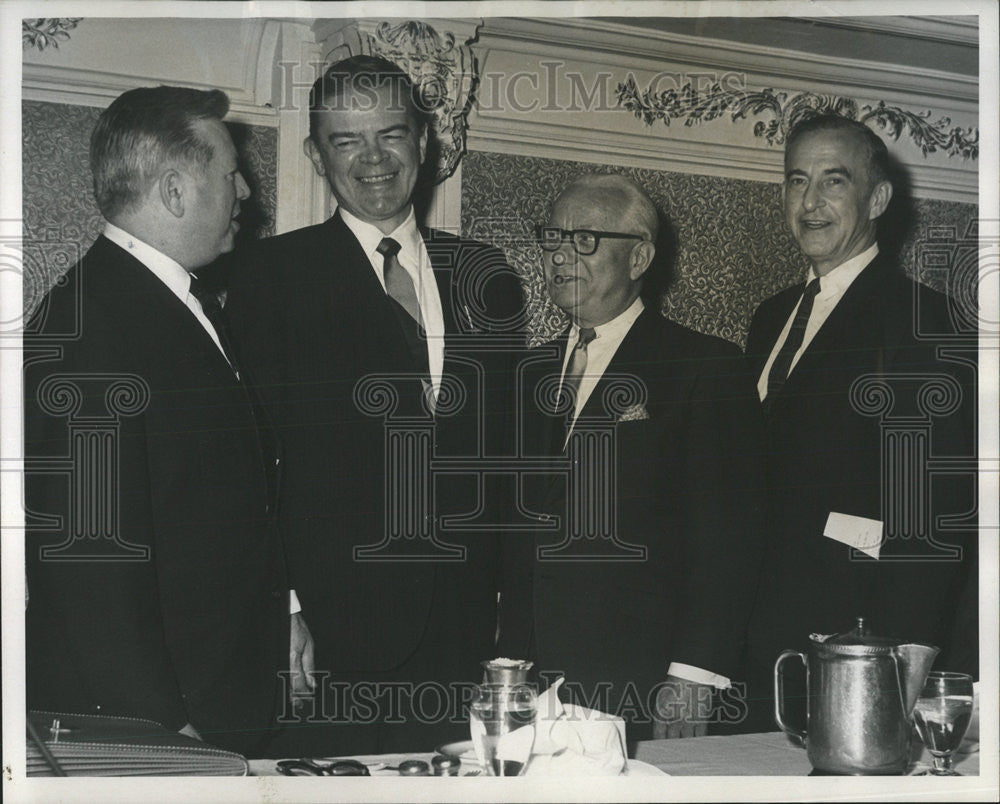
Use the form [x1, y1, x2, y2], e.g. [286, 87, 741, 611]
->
[22, 100, 279, 317]
[460, 151, 978, 348]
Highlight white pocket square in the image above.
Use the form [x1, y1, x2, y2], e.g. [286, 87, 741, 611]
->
[617, 404, 650, 422]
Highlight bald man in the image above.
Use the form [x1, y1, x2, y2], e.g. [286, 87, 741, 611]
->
[499, 175, 765, 747]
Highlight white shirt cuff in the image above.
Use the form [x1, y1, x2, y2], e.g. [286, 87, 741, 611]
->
[289, 589, 302, 615]
[668, 662, 731, 689]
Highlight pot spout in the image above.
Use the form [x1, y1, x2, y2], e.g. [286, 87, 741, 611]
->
[894, 643, 940, 715]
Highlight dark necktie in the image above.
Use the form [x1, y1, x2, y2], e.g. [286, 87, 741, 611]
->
[189, 275, 240, 377]
[376, 237, 432, 405]
[189, 274, 279, 510]
[763, 277, 821, 412]
[559, 327, 597, 446]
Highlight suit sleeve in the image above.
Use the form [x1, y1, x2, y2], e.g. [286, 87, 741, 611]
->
[24, 302, 188, 729]
[223, 245, 287, 412]
[866, 285, 978, 651]
[670, 340, 767, 679]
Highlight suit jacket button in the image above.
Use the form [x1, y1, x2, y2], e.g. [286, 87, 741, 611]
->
[271, 588, 282, 600]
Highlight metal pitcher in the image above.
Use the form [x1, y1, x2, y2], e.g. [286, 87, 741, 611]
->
[774, 617, 939, 775]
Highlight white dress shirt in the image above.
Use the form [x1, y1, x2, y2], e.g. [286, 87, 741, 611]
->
[757, 243, 879, 401]
[560, 296, 645, 435]
[339, 207, 445, 404]
[558, 296, 729, 689]
[103, 222, 231, 366]
[102, 223, 301, 616]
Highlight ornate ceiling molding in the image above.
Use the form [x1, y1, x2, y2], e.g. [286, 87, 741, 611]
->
[22, 18, 82, 51]
[616, 78, 979, 160]
[315, 18, 482, 185]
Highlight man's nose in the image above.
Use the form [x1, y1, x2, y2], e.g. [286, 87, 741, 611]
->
[801, 181, 823, 211]
[549, 238, 576, 268]
[360, 140, 386, 164]
[235, 172, 251, 201]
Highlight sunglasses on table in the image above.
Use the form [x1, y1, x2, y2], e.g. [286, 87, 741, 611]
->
[534, 226, 646, 256]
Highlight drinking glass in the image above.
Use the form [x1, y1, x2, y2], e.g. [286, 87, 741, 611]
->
[912, 671, 975, 776]
[469, 683, 537, 776]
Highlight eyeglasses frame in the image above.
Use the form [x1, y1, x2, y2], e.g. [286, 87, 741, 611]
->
[534, 225, 647, 256]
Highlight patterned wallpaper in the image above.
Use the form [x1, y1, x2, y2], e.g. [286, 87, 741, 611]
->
[22, 100, 279, 317]
[460, 151, 978, 348]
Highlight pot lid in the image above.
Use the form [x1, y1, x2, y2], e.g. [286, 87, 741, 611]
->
[811, 617, 901, 655]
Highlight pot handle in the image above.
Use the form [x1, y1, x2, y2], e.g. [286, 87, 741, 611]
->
[774, 650, 807, 742]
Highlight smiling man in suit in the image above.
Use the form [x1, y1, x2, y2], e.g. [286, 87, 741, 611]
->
[24, 86, 311, 757]
[226, 55, 524, 754]
[498, 174, 765, 747]
[741, 114, 976, 731]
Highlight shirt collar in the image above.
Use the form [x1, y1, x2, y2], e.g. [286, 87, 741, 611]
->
[103, 221, 193, 301]
[339, 206, 421, 266]
[570, 296, 645, 342]
[809, 243, 879, 298]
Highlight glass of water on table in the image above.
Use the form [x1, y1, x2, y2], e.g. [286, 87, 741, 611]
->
[470, 659, 538, 776]
[912, 671, 975, 776]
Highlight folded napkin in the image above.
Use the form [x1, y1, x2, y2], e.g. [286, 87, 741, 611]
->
[526, 678, 627, 776]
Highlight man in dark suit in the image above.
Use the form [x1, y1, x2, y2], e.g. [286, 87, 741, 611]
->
[498, 174, 766, 747]
[741, 114, 977, 732]
[24, 86, 313, 757]
[225, 56, 524, 754]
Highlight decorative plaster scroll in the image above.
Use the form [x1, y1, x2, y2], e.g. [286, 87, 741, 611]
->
[22, 18, 82, 51]
[323, 20, 480, 184]
[616, 77, 979, 160]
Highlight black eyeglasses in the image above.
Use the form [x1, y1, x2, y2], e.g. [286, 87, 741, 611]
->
[535, 226, 645, 256]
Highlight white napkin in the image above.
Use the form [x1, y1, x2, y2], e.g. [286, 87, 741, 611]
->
[526, 677, 628, 776]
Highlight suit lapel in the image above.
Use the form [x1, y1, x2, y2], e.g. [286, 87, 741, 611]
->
[750, 287, 802, 379]
[577, 308, 655, 421]
[325, 212, 390, 307]
[326, 213, 419, 378]
[94, 237, 240, 385]
[775, 257, 885, 402]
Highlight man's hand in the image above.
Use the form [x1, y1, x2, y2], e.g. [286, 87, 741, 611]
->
[652, 675, 713, 739]
[289, 612, 316, 705]
[178, 723, 202, 741]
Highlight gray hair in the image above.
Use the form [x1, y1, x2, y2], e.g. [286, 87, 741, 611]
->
[561, 174, 660, 241]
[785, 113, 890, 186]
[90, 86, 230, 219]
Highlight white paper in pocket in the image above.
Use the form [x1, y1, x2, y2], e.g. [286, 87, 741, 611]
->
[823, 512, 884, 560]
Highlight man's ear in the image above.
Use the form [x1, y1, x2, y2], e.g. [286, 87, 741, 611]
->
[303, 136, 326, 177]
[418, 125, 428, 166]
[868, 180, 893, 220]
[159, 170, 185, 219]
[629, 240, 655, 281]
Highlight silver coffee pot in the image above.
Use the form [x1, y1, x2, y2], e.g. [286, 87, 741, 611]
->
[774, 617, 939, 775]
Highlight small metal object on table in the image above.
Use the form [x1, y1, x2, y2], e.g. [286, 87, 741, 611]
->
[253, 732, 982, 777]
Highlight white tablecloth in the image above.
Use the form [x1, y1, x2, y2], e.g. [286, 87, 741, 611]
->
[250, 731, 981, 777]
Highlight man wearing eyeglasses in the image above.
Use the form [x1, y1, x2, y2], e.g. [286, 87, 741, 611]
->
[498, 174, 765, 747]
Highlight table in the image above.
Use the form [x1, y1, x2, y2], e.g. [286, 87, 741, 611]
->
[250, 731, 981, 777]
[634, 731, 981, 776]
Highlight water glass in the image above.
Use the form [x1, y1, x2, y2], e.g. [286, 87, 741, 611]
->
[469, 683, 537, 776]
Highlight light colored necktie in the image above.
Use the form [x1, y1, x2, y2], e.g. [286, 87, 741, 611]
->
[376, 236, 433, 412]
[377, 237, 423, 328]
[562, 326, 597, 405]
